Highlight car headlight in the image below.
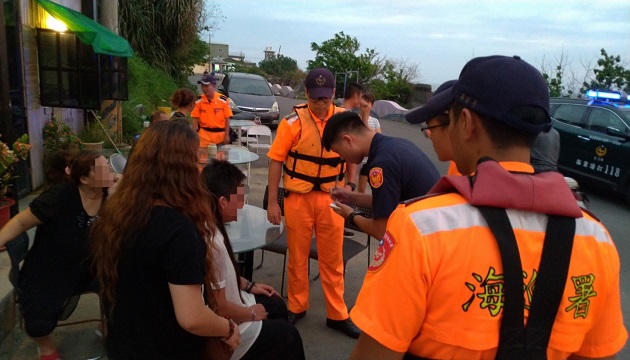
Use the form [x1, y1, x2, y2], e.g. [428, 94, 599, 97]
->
[271, 102, 279, 112]
[228, 98, 239, 111]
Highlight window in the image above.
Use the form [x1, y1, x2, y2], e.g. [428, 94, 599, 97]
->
[552, 104, 587, 127]
[588, 108, 627, 134]
[37, 28, 128, 109]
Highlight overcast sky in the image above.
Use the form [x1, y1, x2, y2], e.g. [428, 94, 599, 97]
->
[209, 0, 630, 89]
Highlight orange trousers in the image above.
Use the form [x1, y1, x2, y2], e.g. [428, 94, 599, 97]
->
[283, 190, 348, 320]
[199, 129, 225, 147]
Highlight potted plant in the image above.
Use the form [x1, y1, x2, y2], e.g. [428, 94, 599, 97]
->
[42, 115, 82, 153]
[0, 133, 31, 227]
[79, 120, 108, 152]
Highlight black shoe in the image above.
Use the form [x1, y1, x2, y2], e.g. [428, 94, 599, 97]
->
[288, 310, 306, 325]
[344, 230, 354, 237]
[326, 318, 361, 339]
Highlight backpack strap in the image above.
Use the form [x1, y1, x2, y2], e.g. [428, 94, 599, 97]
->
[476, 206, 575, 360]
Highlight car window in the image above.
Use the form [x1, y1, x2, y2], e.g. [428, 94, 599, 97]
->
[230, 78, 273, 96]
[588, 107, 627, 133]
[552, 104, 587, 127]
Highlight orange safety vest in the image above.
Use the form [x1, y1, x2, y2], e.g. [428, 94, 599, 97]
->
[283, 105, 346, 193]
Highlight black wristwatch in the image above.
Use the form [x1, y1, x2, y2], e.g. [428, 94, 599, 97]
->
[347, 209, 361, 226]
[346, 182, 357, 191]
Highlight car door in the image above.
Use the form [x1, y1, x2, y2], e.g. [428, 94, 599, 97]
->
[583, 106, 630, 190]
[551, 103, 590, 177]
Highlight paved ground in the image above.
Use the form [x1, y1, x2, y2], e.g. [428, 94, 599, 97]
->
[2, 116, 628, 359]
[0, 147, 377, 360]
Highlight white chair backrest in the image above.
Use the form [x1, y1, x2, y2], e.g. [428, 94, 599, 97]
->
[109, 153, 127, 174]
[246, 125, 272, 137]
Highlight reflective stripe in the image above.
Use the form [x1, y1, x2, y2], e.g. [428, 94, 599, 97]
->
[410, 203, 611, 244]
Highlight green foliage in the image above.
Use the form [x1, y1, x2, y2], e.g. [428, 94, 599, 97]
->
[228, 64, 268, 77]
[543, 64, 569, 98]
[308, 32, 380, 91]
[120, 57, 180, 141]
[119, 0, 211, 83]
[0, 134, 31, 198]
[259, 54, 299, 77]
[581, 49, 630, 94]
[42, 116, 82, 152]
[369, 60, 414, 104]
[79, 120, 109, 144]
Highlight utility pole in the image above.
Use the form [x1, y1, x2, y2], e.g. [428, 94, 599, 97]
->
[208, 32, 212, 73]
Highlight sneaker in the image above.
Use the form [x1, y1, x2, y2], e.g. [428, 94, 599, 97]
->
[344, 230, 354, 237]
[326, 317, 361, 339]
[287, 310, 306, 325]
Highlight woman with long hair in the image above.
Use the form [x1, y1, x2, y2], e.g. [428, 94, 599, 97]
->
[170, 87, 197, 122]
[0, 150, 119, 360]
[92, 121, 240, 358]
[202, 160, 305, 360]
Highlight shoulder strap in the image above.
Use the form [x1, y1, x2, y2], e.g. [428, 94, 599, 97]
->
[476, 206, 525, 357]
[476, 206, 575, 360]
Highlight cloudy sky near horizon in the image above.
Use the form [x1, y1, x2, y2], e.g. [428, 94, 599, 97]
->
[209, 0, 630, 89]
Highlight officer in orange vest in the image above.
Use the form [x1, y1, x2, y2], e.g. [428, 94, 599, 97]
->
[267, 68, 360, 339]
[191, 74, 233, 147]
[350, 56, 627, 359]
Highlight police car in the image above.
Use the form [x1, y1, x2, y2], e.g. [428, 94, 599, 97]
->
[550, 90, 630, 205]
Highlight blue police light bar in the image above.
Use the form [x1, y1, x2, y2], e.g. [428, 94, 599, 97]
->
[585, 90, 622, 101]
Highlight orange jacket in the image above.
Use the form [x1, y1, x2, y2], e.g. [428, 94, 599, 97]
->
[281, 105, 346, 193]
[351, 162, 627, 359]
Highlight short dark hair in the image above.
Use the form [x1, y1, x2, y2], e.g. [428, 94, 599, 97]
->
[451, 102, 539, 149]
[201, 159, 246, 198]
[344, 82, 363, 100]
[149, 111, 167, 124]
[362, 92, 375, 104]
[322, 111, 369, 151]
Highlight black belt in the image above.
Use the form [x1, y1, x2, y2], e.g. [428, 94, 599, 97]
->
[200, 126, 225, 133]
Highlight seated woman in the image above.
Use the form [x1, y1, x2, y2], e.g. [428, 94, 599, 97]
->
[0, 150, 121, 360]
[92, 121, 240, 359]
[202, 159, 305, 360]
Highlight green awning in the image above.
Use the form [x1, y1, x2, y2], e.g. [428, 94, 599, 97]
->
[36, 0, 134, 58]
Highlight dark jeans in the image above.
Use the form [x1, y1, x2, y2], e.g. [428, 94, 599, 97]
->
[241, 319, 305, 360]
[240, 294, 304, 360]
[255, 294, 288, 321]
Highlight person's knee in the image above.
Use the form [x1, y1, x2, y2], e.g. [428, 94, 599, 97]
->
[24, 317, 56, 338]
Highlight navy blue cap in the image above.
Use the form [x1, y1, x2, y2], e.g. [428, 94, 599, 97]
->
[406, 80, 457, 124]
[452, 55, 551, 134]
[198, 74, 217, 85]
[305, 68, 335, 99]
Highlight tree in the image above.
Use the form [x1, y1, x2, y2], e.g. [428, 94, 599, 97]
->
[308, 32, 380, 94]
[369, 59, 416, 104]
[259, 54, 298, 77]
[119, 0, 220, 83]
[540, 50, 573, 97]
[580, 48, 630, 94]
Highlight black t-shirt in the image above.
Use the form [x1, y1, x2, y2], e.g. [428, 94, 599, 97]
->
[366, 133, 440, 219]
[106, 206, 208, 359]
[19, 182, 99, 319]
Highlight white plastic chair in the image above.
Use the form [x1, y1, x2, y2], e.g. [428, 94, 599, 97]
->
[245, 125, 273, 154]
[109, 153, 127, 174]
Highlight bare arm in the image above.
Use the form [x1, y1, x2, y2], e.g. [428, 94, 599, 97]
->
[267, 160, 283, 225]
[213, 287, 267, 324]
[169, 283, 234, 337]
[192, 117, 200, 132]
[353, 216, 388, 240]
[0, 208, 42, 248]
[224, 117, 231, 144]
[350, 333, 404, 360]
